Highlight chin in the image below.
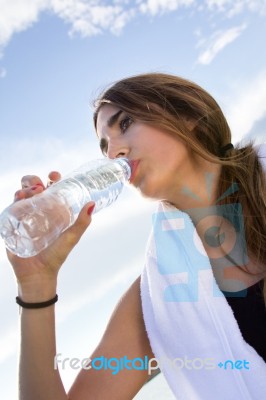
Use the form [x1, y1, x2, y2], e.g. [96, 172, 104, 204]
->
[137, 182, 165, 201]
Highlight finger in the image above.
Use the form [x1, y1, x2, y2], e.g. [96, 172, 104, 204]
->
[21, 175, 45, 189]
[14, 189, 26, 202]
[47, 171, 61, 187]
[14, 185, 44, 201]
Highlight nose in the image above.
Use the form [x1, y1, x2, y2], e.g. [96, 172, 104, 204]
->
[106, 140, 129, 159]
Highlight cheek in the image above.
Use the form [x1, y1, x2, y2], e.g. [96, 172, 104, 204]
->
[164, 143, 190, 171]
[150, 132, 188, 161]
[136, 166, 172, 199]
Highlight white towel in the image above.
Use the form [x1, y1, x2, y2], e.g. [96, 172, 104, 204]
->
[141, 143, 266, 400]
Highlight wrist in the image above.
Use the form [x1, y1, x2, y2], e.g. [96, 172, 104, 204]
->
[17, 277, 57, 303]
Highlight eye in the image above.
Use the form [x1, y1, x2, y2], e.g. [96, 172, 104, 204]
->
[119, 116, 133, 133]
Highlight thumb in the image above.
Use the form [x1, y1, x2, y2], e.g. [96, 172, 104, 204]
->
[56, 202, 95, 251]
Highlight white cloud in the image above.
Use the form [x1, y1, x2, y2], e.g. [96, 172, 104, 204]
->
[0, 0, 265, 58]
[206, 0, 241, 12]
[197, 23, 247, 65]
[0, 0, 47, 49]
[139, 0, 194, 15]
[138, 0, 266, 17]
[223, 71, 266, 142]
[51, 0, 135, 37]
[205, 0, 266, 16]
[0, 0, 136, 54]
[248, 0, 266, 15]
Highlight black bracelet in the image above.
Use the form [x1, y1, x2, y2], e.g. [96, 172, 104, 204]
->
[16, 294, 58, 309]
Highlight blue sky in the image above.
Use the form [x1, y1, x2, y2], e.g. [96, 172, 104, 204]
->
[0, 1, 266, 398]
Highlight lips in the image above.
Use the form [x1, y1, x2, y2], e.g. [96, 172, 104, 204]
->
[128, 160, 140, 183]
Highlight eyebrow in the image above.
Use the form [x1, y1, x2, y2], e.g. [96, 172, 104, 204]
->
[107, 109, 123, 128]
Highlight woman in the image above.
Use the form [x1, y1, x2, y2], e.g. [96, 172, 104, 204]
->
[8, 73, 266, 399]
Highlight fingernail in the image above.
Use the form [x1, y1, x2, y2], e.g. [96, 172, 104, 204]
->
[14, 191, 20, 200]
[87, 204, 95, 216]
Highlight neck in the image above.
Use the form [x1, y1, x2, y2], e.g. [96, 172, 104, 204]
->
[168, 159, 222, 222]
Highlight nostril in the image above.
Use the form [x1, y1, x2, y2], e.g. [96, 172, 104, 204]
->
[116, 152, 126, 158]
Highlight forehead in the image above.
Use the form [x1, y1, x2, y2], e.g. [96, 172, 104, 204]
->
[96, 104, 122, 137]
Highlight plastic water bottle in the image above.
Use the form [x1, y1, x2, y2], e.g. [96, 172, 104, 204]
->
[0, 158, 131, 258]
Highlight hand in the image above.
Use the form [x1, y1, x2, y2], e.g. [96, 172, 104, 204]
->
[7, 172, 95, 301]
[14, 171, 61, 201]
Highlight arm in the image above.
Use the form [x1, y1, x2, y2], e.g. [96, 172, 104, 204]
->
[11, 200, 93, 400]
[68, 276, 154, 400]
[8, 174, 153, 400]
[19, 292, 66, 400]
[18, 275, 153, 400]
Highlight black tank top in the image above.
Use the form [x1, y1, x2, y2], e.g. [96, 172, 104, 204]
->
[222, 280, 266, 362]
[224, 145, 266, 361]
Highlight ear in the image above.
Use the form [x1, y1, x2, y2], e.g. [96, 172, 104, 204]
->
[182, 115, 197, 132]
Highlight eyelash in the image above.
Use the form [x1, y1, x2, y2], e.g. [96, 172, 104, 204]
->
[100, 116, 133, 156]
[119, 116, 133, 133]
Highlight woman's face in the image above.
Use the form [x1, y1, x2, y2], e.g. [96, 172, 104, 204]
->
[96, 104, 196, 202]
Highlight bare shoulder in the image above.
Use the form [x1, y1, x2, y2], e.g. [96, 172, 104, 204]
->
[68, 276, 155, 400]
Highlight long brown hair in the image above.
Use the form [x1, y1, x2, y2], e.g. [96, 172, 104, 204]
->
[93, 73, 266, 302]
